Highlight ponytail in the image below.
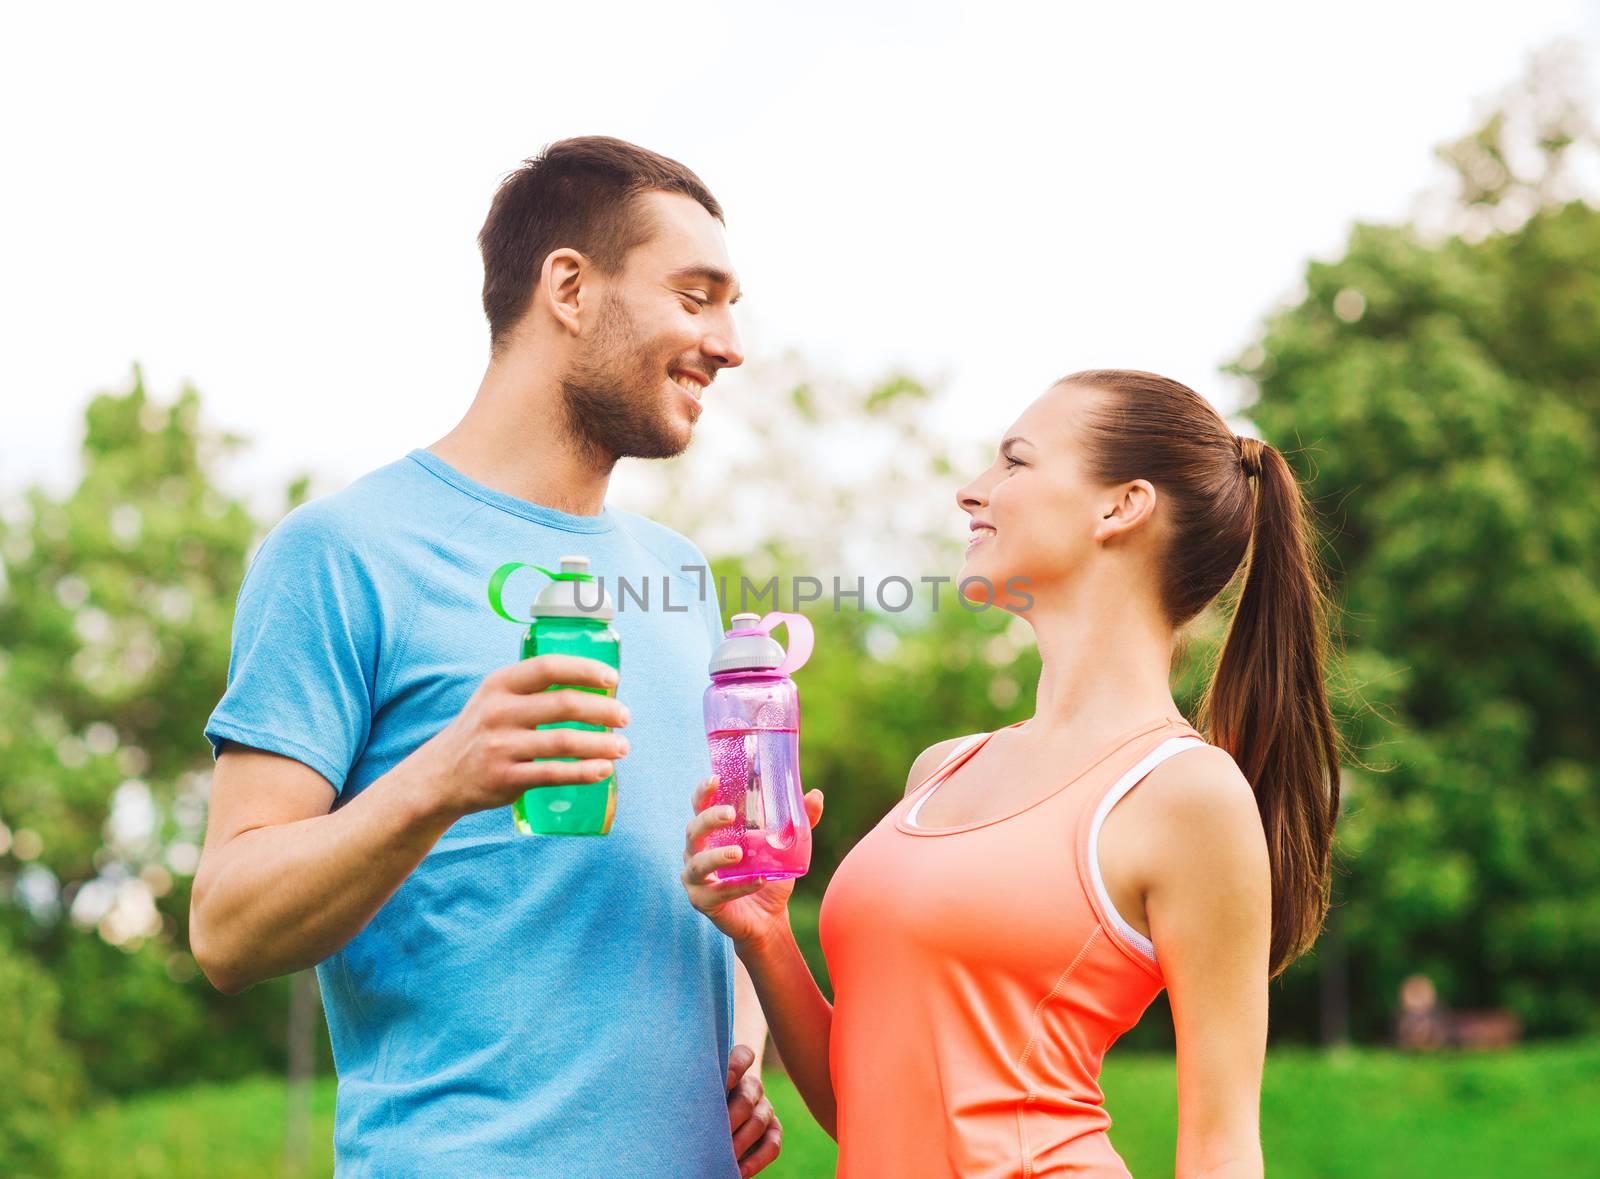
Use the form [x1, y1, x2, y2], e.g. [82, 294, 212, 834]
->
[1202, 437, 1342, 977]
[1071, 369, 1343, 976]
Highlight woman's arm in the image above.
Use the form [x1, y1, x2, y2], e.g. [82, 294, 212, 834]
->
[1139, 747, 1272, 1179]
[684, 781, 839, 1138]
[738, 917, 838, 1138]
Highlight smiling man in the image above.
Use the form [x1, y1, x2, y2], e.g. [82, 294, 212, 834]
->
[191, 138, 778, 1177]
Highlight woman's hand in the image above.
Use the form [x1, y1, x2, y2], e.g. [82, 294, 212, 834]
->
[682, 777, 824, 954]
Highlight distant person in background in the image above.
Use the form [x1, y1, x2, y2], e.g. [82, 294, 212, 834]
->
[192, 137, 781, 1177]
[1395, 973, 1522, 1051]
[685, 370, 1343, 1178]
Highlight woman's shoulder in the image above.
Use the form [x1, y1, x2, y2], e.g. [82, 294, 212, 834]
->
[904, 733, 986, 796]
[1136, 742, 1256, 819]
[1132, 743, 1267, 876]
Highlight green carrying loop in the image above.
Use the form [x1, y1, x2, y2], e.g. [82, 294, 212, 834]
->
[486, 561, 594, 624]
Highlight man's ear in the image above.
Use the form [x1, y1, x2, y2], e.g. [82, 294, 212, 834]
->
[540, 247, 587, 337]
[1092, 479, 1158, 544]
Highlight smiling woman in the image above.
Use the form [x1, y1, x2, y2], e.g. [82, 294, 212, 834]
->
[684, 367, 1340, 1179]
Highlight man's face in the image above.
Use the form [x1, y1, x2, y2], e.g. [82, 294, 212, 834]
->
[561, 191, 744, 462]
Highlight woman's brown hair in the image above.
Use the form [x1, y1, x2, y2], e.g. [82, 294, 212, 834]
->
[1067, 368, 1341, 977]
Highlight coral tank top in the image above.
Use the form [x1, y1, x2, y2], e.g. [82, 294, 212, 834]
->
[818, 716, 1206, 1178]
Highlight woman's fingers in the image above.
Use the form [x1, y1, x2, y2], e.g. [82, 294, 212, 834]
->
[804, 789, 825, 829]
[684, 804, 738, 857]
[685, 876, 769, 912]
[682, 844, 767, 906]
[692, 775, 719, 811]
[685, 843, 746, 885]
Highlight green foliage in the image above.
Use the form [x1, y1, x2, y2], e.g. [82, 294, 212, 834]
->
[53, 1045, 1600, 1178]
[1234, 91, 1600, 1034]
[57, 1073, 336, 1179]
[0, 369, 301, 1095]
[1102, 1041, 1600, 1177]
[0, 925, 83, 1177]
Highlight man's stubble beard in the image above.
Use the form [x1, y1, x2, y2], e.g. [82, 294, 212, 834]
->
[560, 295, 690, 467]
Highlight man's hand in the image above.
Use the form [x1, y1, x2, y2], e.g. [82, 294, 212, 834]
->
[407, 654, 630, 822]
[726, 1043, 781, 1177]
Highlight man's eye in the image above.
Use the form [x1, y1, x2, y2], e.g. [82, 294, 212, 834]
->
[681, 292, 710, 310]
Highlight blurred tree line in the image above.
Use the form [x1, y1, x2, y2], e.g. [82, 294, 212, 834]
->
[1, 52, 1596, 1172]
[0, 386, 320, 1172]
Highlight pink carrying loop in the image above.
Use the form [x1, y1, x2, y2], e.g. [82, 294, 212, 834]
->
[759, 611, 813, 676]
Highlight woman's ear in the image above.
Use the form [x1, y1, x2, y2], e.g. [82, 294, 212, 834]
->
[1093, 479, 1158, 544]
[539, 247, 587, 337]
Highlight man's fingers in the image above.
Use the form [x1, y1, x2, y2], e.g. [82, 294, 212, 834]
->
[725, 1043, 755, 1089]
[731, 1096, 773, 1157]
[498, 653, 619, 695]
[508, 726, 629, 764]
[507, 758, 615, 789]
[497, 653, 619, 695]
[692, 776, 719, 812]
[738, 1118, 782, 1177]
[515, 688, 630, 730]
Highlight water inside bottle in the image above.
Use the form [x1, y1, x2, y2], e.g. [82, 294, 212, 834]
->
[706, 726, 803, 880]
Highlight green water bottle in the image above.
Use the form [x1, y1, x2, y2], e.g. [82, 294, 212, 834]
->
[487, 555, 620, 836]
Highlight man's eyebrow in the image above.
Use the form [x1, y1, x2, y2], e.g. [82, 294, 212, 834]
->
[668, 266, 743, 305]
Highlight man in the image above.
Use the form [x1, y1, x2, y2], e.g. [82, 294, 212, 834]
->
[192, 137, 779, 1177]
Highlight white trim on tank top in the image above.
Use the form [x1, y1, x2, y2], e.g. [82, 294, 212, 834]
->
[904, 731, 1207, 965]
[1086, 735, 1208, 963]
[903, 734, 986, 827]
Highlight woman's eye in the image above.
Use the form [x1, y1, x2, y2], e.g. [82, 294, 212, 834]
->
[1003, 454, 1023, 469]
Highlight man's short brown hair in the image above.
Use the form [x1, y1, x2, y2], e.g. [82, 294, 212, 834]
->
[477, 136, 723, 351]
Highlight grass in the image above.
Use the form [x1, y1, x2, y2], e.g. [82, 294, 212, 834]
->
[57, 1041, 1600, 1177]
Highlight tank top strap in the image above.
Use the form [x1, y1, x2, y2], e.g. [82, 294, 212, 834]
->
[1071, 718, 1205, 821]
[1073, 720, 1210, 975]
[906, 725, 1013, 797]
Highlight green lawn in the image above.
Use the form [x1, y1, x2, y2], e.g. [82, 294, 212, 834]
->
[58, 1041, 1600, 1177]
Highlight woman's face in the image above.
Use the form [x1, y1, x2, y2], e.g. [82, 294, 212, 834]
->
[955, 383, 1119, 612]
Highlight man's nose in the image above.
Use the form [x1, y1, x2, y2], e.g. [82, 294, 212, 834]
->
[701, 316, 745, 371]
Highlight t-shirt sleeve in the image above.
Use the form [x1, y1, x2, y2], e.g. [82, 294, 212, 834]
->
[204, 504, 381, 793]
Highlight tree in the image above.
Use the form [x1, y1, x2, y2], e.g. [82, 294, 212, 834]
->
[0, 369, 305, 1094]
[0, 924, 81, 1176]
[1234, 52, 1600, 1037]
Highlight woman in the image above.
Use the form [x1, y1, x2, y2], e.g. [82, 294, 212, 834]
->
[683, 370, 1340, 1178]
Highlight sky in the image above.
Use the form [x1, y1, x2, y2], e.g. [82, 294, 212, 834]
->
[3, 0, 1598, 510]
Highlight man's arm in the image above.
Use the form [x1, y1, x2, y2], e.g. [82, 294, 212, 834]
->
[190, 655, 628, 993]
[192, 745, 454, 993]
[733, 957, 768, 1070]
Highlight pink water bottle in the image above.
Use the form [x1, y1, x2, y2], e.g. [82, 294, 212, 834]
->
[703, 612, 814, 881]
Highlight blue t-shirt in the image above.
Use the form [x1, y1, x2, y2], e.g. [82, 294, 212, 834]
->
[205, 450, 738, 1178]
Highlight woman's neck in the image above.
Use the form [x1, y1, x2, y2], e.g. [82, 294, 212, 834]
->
[1022, 578, 1181, 743]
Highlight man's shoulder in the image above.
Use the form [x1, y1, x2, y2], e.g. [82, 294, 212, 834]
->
[261, 456, 469, 561]
[610, 507, 711, 573]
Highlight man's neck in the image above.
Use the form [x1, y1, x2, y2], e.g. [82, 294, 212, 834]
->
[428, 355, 613, 517]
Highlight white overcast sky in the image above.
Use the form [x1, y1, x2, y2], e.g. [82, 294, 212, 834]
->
[3, 1, 1598, 507]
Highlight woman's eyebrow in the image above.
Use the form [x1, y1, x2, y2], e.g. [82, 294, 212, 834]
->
[1001, 435, 1034, 451]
